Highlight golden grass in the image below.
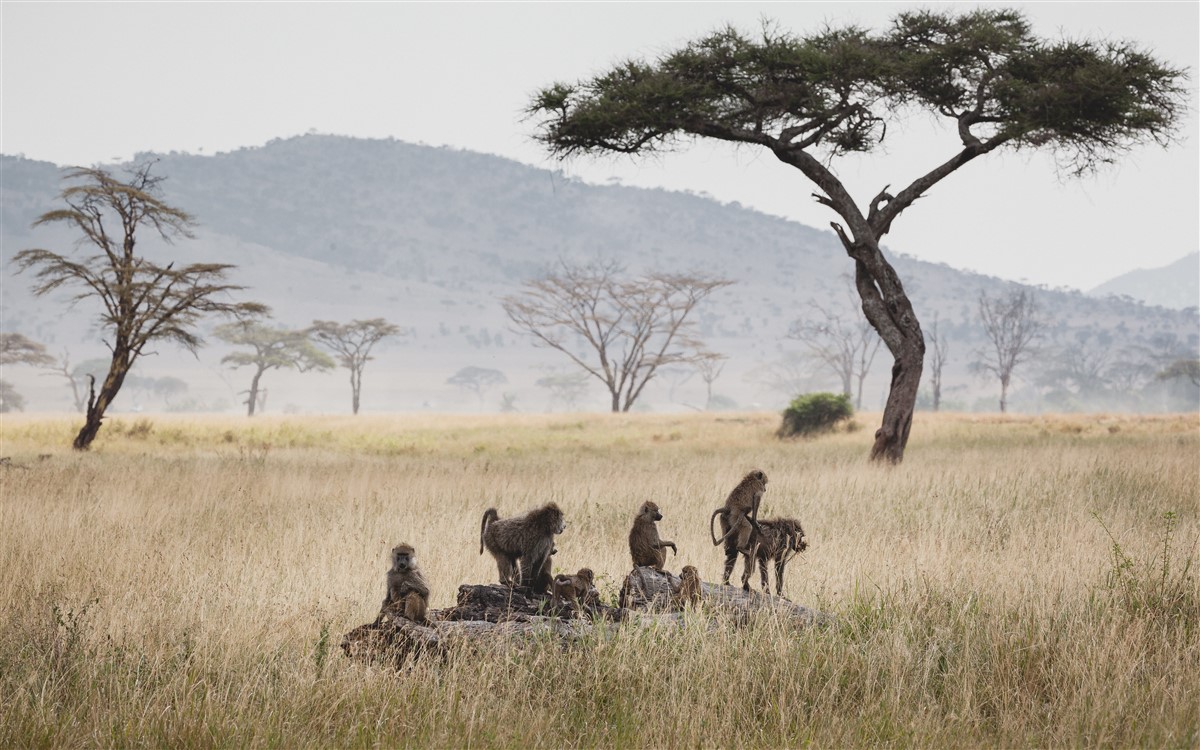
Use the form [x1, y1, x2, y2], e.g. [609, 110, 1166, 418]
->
[1, 411, 1197, 748]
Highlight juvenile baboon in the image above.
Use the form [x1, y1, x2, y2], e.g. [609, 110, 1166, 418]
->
[628, 500, 678, 572]
[710, 470, 768, 590]
[672, 565, 702, 607]
[753, 518, 808, 596]
[381, 543, 430, 625]
[552, 567, 596, 606]
[479, 502, 566, 592]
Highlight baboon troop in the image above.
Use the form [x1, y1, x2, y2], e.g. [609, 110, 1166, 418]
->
[628, 500, 677, 571]
[552, 567, 596, 606]
[380, 543, 430, 625]
[752, 518, 808, 596]
[374, 469, 811, 624]
[479, 502, 566, 591]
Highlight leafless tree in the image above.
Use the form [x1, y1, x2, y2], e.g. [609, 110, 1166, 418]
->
[972, 289, 1043, 413]
[696, 352, 728, 411]
[925, 313, 950, 412]
[13, 163, 267, 448]
[503, 261, 732, 413]
[215, 320, 332, 416]
[310, 318, 403, 415]
[788, 281, 882, 409]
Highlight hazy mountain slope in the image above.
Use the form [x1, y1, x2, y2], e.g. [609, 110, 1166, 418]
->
[2, 137, 1196, 415]
[1088, 253, 1199, 310]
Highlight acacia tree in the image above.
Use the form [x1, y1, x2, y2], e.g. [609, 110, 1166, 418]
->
[925, 313, 950, 412]
[696, 352, 728, 411]
[0, 333, 54, 413]
[215, 321, 333, 416]
[446, 366, 508, 407]
[535, 371, 591, 410]
[502, 261, 732, 413]
[528, 9, 1186, 461]
[310, 318, 403, 414]
[972, 289, 1043, 413]
[14, 163, 267, 448]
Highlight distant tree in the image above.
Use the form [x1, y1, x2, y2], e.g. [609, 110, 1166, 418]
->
[535, 371, 591, 411]
[529, 9, 1186, 460]
[1035, 331, 1113, 408]
[215, 321, 333, 416]
[1157, 358, 1200, 387]
[788, 281, 882, 409]
[150, 376, 189, 408]
[972, 289, 1043, 413]
[446, 366, 508, 407]
[925, 313, 950, 412]
[503, 261, 731, 412]
[0, 333, 53, 413]
[310, 318, 404, 414]
[499, 392, 519, 413]
[13, 163, 267, 448]
[696, 352, 728, 411]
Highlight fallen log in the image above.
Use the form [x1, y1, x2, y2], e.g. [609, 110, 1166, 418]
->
[342, 570, 832, 666]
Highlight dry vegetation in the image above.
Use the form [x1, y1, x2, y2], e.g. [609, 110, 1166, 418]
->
[1, 411, 1197, 748]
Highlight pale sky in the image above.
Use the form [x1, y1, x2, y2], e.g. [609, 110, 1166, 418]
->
[2, 1, 1197, 291]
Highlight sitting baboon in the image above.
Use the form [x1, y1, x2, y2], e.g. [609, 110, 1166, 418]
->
[380, 543, 430, 625]
[479, 502, 566, 592]
[552, 567, 596, 606]
[628, 500, 678, 572]
[753, 518, 808, 596]
[672, 565, 702, 607]
[710, 470, 768, 590]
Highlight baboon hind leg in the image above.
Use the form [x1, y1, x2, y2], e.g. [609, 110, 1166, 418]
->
[722, 541, 739, 586]
[760, 557, 771, 592]
[740, 550, 757, 592]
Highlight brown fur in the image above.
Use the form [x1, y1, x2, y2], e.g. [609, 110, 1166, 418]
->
[552, 567, 596, 606]
[752, 518, 808, 596]
[673, 565, 702, 607]
[479, 502, 566, 592]
[381, 543, 430, 625]
[628, 501, 678, 572]
[710, 470, 768, 590]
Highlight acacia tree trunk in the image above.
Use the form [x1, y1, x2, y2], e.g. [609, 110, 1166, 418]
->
[350, 367, 362, 415]
[999, 374, 1010, 414]
[73, 349, 131, 450]
[246, 368, 264, 417]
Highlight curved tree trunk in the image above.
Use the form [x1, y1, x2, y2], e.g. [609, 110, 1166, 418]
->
[73, 350, 131, 450]
[350, 367, 361, 415]
[246, 368, 264, 417]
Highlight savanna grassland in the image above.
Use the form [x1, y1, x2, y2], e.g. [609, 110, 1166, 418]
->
[1, 411, 1197, 748]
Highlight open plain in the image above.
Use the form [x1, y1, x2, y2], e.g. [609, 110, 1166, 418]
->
[1, 411, 1197, 748]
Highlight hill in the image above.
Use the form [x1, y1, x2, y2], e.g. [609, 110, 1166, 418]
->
[2, 135, 1196, 415]
[1088, 253, 1199, 311]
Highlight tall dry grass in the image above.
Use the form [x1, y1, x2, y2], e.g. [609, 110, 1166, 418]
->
[1, 411, 1197, 748]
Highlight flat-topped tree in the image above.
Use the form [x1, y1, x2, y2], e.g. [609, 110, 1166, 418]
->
[528, 9, 1186, 462]
[14, 163, 268, 449]
[310, 319, 404, 414]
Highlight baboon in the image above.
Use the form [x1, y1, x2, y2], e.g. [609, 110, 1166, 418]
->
[673, 565, 702, 607]
[479, 502, 566, 592]
[380, 543, 430, 625]
[552, 567, 596, 606]
[753, 518, 808, 596]
[628, 500, 678, 572]
[710, 470, 768, 590]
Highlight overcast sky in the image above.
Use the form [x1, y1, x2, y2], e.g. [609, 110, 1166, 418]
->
[2, 1, 1197, 291]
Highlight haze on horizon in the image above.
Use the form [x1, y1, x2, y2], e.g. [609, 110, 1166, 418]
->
[2, 1, 1197, 292]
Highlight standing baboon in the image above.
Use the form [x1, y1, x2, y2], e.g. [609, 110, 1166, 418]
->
[753, 518, 808, 596]
[673, 565, 702, 607]
[552, 567, 596, 606]
[380, 543, 430, 625]
[710, 470, 768, 590]
[479, 502, 566, 591]
[628, 500, 678, 572]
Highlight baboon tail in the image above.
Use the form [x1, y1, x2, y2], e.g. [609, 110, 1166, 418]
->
[709, 508, 725, 546]
[480, 508, 499, 555]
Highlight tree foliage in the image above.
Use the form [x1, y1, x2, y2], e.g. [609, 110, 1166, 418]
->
[503, 261, 731, 413]
[528, 9, 1186, 459]
[778, 392, 854, 438]
[13, 163, 267, 447]
[215, 321, 332, 416]
[310, 318, 403, 414]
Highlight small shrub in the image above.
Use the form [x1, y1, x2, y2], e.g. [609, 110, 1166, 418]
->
[778, 392, 853, 438]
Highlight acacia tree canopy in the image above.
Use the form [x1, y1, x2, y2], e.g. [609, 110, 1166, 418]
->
[310, 318, 403, 414]
[528, 8, 1186, 460]
[216, 321, 333, 416]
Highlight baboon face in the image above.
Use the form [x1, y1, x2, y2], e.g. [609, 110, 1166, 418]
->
[577, 568, 595, 587]
[391, 544, 416, 571]
[545, 503, 567, 534]
[680, 565, 698, 580]
[749, 469, 767, 488]
[638, 501, 663, 522]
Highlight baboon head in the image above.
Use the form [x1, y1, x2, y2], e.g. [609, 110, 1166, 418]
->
[576, 568, 595, 587]
[391, 543, 417, 571]
[746, 469, 768, 489]
[777, 519, 807, 552]
[542, 502, 567, 534]
[637, 500, 663, 522]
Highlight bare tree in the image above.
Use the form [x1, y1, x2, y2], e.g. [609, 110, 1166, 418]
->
[503, 261, 732, 412]
[215, 320, 333, 416]
[13, 163, 267, 448]
[925, 313, 950, 412]
[447, 366, 508, 407]
[0, 333, 54, 413]
[788, 283, 882, 409]
[310, 318, 403, 415]
[696, 352, 728, 411]
[973, 289, 1043, 413]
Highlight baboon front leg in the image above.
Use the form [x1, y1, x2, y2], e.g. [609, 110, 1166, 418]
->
[775, 559, 787, 597]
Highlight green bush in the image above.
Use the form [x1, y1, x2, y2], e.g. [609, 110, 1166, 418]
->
[778, 392, 853, 437]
